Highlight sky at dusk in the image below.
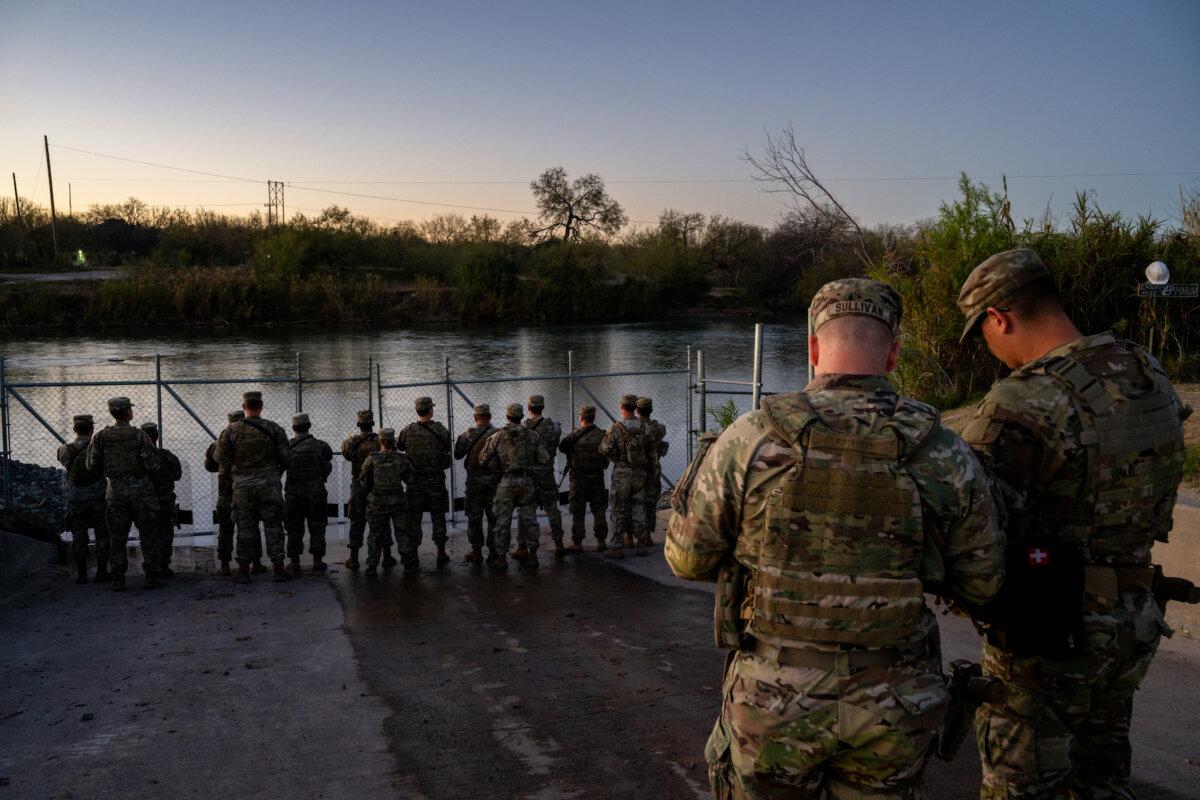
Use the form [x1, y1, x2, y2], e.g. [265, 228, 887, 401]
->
[3, 0, 1198, 230]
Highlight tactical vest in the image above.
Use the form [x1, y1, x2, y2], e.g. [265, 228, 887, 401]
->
[289, 435, 328, 483]
[527, 417, 561, 462]
[747, 393, 940, 650]
[346, 432, 380, 479]
[231, 419, 282, 473]
[369, 451, 410, 495]
[498, 425, 540, 471]
[645, 419, 666, 470]
[1033, 343, 1184, 566]
[64, 440, 104, 491]
[405, 422, 451, 471]
[569, 427, 607, 475]
[150, 449, 181, 496]
[465, 426, 499, 477]
[98, 424, 146, 479]
[613, 419, 648, 468]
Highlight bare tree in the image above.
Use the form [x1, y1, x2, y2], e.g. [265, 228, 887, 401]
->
[743, 124, 872, 268]
[530, 167, 627, 242]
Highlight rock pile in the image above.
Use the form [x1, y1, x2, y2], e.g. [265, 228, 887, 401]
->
[0, 459, 65, 546]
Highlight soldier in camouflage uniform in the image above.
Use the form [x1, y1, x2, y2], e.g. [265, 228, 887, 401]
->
[957, 248, 1190, 799]
[285, 413, 334, 574]
[86, 397, 164, 592]
[398, 396, 452, 567]
[666, 279, 1004, 800]
[455, 404, 502, 564]
[215, 391, 292, 582]
[340, 410, 382, 570]
[139, 422, 183, 578]
[361, 428, 417, 575]
[558, 404, 609, 551]
[637, 396, 668, 544]
[57, 414, 109, 584]
[524, 395, 566, 560]
[206, 410, 256, 576]
[599, 394, 652, 558]
[479, 403, 549, 570]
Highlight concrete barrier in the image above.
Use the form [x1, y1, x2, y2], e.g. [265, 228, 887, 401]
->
[0, 530, 57, 595]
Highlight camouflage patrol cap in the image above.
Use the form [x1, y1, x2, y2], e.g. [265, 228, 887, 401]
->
[228, 410, 245, 423]
[619, 393, 638, 408]
[242, 390, 263, 404]
[636, 396, 653, 413]
[72, 414, 94, 426]
[473, 404, 491, 416]
[957, 248, 1052, 343]
[379, 427, 396, 441]
[415, 396, 434, 413]
[356, 409, 374, 424]
[527, 394, 545, 410]
[579, 404, 596, 421]
[506, 403, 524, 420]
[810, 278, 902, 335]
[292, 413, 310, 427]
[107, 397, 133, 413]
[139, 421, 158, 434]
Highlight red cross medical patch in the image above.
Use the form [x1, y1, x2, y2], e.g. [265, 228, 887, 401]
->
[1027, 547, 1050, 567]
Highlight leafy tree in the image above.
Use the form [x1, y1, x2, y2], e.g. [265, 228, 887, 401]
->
[530, 167, 627, 241]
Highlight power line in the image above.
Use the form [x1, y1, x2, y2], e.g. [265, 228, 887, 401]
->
[285, 182, 538, 217]
[48, 143, 263, 184]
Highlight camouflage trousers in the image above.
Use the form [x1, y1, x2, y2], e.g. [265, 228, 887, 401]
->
[67, 497, 109, 566]
[609, 465, 648, 546]
[154, 492, 177, 570]
[530, 466, 564, 542]
[492, 473, 538, 554]
[642, 467, 661, 542]
[568, 473, 608, 544]
[708, 645, 949, 799]
[216, 491, 262, 563]
[464, 477, 498, 550]
[105, 481, 162, 576]
[347, 480, 368, 550]
[233, 480, 286, 564]
[977, 591, 1165, 800]
[367, 493, 413, 566]
[408, 480, 448, 548]
[285, 482, 328, 559]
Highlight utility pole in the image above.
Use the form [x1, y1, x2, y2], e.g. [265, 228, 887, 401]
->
[11, 173, 23, 253]
[43, 134, 59, 258]
[265, 180, 285, 226]
[68, 182, 72, 216]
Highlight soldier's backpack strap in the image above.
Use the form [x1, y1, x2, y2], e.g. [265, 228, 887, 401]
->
[886, 399, 942, 461]
[758, 392, 822, 460]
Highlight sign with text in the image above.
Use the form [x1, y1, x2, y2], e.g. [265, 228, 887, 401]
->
[1138, 283, 1199, 298]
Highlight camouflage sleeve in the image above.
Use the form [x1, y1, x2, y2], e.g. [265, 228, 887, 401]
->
[404, 456, 415, 484]
[664, 414, 760, 582]
[340, 435, 356, 462]
[536, 442, 550, 466]
[478, 432, 498, 467]
[274, 424, 292, 470]
[558, 430, 575, 455]
[85, 435, 102, 472]
[453, 432, 471, 461]
[361, 457, 374, 494]
[204, 442, 219, 473]
[137, 430, 161, 475]
[320, 440, 334, 479]
[598, 426, 617, 461]
[56, 443, 72, 471]
[165, 450, 183, 482]
[908, 429, 1005, 607]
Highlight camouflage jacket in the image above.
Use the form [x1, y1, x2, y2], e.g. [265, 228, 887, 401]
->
[287, 433, 334, 487]
[361, 450, 414, 498]
[57, 436, 105, 502]
[559, 425, 608, 478]
[455, 424, 501, 484]
[665, 374, 1004, 612]
[86, 421, 160, 484]
[524, 416, 562, 470]
[479, 422, 550, 474]
[599, 417, 651, 471]
[398, 420, 452, 483]
[215, 416, 291, 487]
[340, 431, 380, 482]
[148, 446, 183, 499]
[962, 332, 1189, 567]
[204, 432, 234, 497]
[644, 418, 668, 473]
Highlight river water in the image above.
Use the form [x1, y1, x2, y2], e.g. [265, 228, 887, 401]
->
[0, 319, 809, 536]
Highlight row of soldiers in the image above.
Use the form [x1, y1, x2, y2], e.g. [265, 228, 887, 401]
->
[58, 388, 669, 587]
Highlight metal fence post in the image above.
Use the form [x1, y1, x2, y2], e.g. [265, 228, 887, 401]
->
[376, 362, 384, 426]
[697, 349, 707, 433]
[567, 350, 575, 431]
[367, 357, 373, 414]
[296, 352, 303, 413]
[751, 323, 764, 411]
[155, 354, 164, 446]
[444, 355, 456, 528]
[685, 345, 693, 462]
[0, 355, 10, 507]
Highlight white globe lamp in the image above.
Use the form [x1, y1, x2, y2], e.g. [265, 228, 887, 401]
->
[1145, 261, 1170, 285]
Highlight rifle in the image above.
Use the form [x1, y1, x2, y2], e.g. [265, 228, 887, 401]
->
[557, 459, 571, 489]
[935, 660, 1003, 761]
[1153, 565, 1200, 611]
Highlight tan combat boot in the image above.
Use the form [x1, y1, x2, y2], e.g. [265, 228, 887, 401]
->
[311, 557, 327, 573]
[218, 560, 232, 577]
[436, 545, 450, 567]
[111, 573, 126, 592]
[553, 541, 566, 560]
[489, 554, 508, 571]
[344, 548, 360, 570]
[251, 559, 268, 575]
[464, 547, 483, 565]
[288, 557, 303, 575]
[511, 544, 530, 562]
[382, 546, 398, 569]
[272, 561, 292, 582]
[236, 563, 251, 583]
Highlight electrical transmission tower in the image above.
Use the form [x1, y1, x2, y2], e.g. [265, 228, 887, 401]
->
[265, 180, 285, 226]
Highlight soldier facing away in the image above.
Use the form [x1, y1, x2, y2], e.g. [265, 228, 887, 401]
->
[455, 403, 502, 565]
[206, 410, 257, 576]
[558, 404, 609, 551]
[397, 396, 452, 568]
[285, 412, 334, 574]
[340, 409, 382, 570]
[636, 396, 668, 544]
[139, 422, 183, 578]
[957, 248, 1191, 799]
[599, 394, 652, 558]
[215, 391, 292, 582]
[361, 428, 417, 575]
[524, 394, 566, 559]
[478, 403, 549, 570]
[85, 397, 163, 592]
[665, 279, 1004, 799]
[57, 414, 109, 584]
